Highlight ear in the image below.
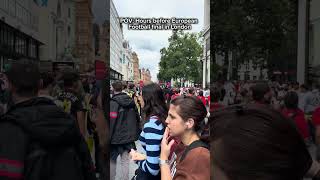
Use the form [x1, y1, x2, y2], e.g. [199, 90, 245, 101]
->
[186, 118, 195, 129]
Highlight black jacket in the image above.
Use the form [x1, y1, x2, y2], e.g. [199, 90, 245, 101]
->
[110, 93, 140, 145]
[0, 97, 96, 180]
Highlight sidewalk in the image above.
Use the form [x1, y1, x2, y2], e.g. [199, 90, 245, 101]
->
[114, 141, 144, 180]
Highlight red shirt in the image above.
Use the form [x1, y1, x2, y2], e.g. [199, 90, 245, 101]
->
[171, 94, 180, 100]
[198, 96, 206, 106]
[211, 102, 224, 112]
[282, 108, 310, 139]
[313, 107, 320, 126]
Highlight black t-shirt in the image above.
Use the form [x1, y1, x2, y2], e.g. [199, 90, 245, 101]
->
[56, 91, 85, 119]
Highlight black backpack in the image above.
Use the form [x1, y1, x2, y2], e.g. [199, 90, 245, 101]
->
[24, 138, 97, 180]
[3, 115, 97, 180]
[111, 99, 141, 144]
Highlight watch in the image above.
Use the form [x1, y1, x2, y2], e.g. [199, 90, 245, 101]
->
[159, 158, 169, 166]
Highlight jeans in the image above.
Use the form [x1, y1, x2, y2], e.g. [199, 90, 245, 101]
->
[110, 151, 130, 180]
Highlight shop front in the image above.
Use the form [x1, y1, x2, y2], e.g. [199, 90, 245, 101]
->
[0, 19, 42, 72]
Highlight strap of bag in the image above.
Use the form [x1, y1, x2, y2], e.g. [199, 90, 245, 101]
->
[179, 140, 209, 162]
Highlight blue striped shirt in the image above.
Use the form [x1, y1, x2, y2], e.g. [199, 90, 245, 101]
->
[138, 116, 164, 176]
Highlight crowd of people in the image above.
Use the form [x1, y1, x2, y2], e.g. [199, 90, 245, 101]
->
[5, 59, 320, 180]
[110, 81, 211, 180]
[0, 59, 108, 180]
[211, 80, 320, 179]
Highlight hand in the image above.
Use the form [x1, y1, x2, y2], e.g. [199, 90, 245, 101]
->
[130, 149, 146, 161]
[160, 127, 175, 160]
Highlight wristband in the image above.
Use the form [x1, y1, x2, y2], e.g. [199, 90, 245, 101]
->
[159, 158, 169, 166]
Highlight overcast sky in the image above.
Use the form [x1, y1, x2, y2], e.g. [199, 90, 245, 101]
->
[113, 0, 204, 82]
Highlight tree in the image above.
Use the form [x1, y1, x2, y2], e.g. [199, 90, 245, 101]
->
[158, 31, 203, 84]
[211, 0, 297, 80]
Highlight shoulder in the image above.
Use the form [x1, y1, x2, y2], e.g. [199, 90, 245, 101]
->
[143, 117, 164, 132]
[183, 147, 210, 163]
[175, 147, 210, 180]
[0, 120, 26, 139]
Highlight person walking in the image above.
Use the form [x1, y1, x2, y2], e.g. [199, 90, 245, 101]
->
[110, 81, 141, 180]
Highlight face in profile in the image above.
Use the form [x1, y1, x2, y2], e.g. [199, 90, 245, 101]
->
[165, 104, 188, 137]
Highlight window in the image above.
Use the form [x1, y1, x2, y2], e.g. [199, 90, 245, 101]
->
[68, 8, 71, 18]
[245, 72, 250, 80]
[0, 0, 9, 12]
[29, 40, 37, 58]
[8, 0, 15, 17]
[7, 30, 14, 52]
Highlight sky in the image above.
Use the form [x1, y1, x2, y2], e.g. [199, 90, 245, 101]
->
[113, 0, 204, 82]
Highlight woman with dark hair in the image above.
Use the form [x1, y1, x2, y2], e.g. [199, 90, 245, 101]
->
[211, 105, 320, 180]
[282, 91, 310, 141]
[130, 83, 168, 180]
[160, 96, 210, 180]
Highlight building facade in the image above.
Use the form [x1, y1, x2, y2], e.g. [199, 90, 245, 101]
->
[140, 68, 151, 83]
[37, 0, 76, 69]
[201, 0, 210, 88]
[92, 0, 108, 66]
[110, 0, 123, 81]
[0, 0, 42, 71]
[237, 60, 268, 81]
[74, 0, 94, 72]
[132, 51, 140, 83]
[122, 40, 134, 82]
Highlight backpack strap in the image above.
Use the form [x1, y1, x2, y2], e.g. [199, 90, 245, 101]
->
[179, 140, 209, 162]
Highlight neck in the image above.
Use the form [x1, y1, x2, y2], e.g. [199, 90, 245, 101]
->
[13, 94, 33, 104]
[114, 91, 121, 95]
[181, 131, 200, 146]
[38, 89, 50, 97]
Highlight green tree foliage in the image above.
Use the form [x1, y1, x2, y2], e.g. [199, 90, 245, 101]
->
[158, 31, 203, 83]
[212, 0, 297, 80]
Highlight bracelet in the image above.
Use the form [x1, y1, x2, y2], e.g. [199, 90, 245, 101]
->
[159, 158, 169, 166]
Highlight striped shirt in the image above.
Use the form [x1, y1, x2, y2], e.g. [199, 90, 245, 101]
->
[138, 116, 164, 176]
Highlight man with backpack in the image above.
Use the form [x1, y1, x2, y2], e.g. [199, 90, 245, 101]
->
[0, 60, 96, 180]
[110, 81, 141, 180]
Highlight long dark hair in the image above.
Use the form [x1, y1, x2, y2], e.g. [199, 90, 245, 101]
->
[142, 83, 168, 125]
[171, 96, 208, 141]
[211, 104, 312, 179]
